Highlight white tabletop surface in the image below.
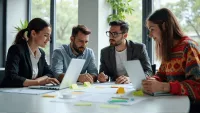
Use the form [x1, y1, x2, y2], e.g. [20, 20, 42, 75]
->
[0, 83, 190, 113]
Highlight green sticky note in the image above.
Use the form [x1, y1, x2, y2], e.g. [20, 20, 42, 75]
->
[74, 102, 92, 106]
[84, 82, 91, 87]
[70, 84, 78, 89]
[100, 104, 120, 108]
[133, 90, 144, 96]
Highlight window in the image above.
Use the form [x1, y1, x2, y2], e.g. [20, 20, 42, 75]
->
[31, 0, 50, 64]
[55, 0, 78, 49]
[31, 0, 78, 64]
[126, 0, 142, 43]
[153, 0, 200, 68]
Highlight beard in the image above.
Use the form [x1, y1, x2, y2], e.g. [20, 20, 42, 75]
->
[109, 39, 123, 47]
[72, 42, 85, 55]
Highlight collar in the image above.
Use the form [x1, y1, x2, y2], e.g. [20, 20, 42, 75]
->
[68, 43, 85, 57]
[27, 43, 41, 59]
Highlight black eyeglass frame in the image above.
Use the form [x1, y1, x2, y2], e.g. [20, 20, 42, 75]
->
[106, 31, 125, 38]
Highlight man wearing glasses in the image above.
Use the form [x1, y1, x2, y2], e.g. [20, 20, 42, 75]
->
[98, 20, 152, 84]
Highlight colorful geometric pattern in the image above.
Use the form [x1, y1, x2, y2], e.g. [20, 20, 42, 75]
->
[155, 36, 200, 100]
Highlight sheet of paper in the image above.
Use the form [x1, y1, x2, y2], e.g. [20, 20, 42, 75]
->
[80, 93, 146, 105]
[0, 88, 55, 95]
[100, 104, 120, 108]
[83, 87, 117, 94]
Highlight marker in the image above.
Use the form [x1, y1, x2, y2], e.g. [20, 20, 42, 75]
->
[109, 100, 128, 103]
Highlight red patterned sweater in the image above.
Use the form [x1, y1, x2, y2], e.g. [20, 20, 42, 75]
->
[154, 36, 200, 100]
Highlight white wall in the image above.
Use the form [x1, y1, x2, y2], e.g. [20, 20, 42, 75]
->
[78, 0, 111, 70]
[6, 0, 27, 52]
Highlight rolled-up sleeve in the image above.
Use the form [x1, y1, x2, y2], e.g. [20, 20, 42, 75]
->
[51, 49, 64, 78]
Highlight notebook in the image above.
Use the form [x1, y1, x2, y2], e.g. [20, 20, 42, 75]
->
[29, 59, 85, 90]
[123, 60, 171, 96]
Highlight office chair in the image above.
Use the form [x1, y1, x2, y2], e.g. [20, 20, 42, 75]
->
[151, 64, 156, 75]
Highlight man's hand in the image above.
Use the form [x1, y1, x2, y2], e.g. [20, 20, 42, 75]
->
[97, 72, 108, 83]
[78, 73, 94, 83]
[57, 73, 65, 82]
[115, 75, 130, 84]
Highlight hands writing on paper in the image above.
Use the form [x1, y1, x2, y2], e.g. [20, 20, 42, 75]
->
[97, 72, 108, 83]
[115, 75, 130, 84]
[78, 73, 94, 83]
[142, 78, 170, 93]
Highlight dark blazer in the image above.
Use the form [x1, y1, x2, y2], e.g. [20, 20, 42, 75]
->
[99, 40, 152, 81]
[1, 41, 55, 87]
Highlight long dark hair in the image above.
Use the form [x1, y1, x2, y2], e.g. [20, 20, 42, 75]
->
[147, 8, 184, 62]
[13, 18, 50, 44]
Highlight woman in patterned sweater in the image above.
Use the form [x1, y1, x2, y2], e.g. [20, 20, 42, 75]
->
[142, 8, 200, 109]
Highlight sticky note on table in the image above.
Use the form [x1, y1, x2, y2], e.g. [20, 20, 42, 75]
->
[111, 86, 119, 88]
[100, 104, 120, 108]
[116, 87, 125, 94]
[133, 90, 144, 96]
[70, 84, 79, 89]
[71, 91, 84, 95]
[84, 82, 91, 87]
[74, 102, 92, 106]
[42, 94, 56, 98]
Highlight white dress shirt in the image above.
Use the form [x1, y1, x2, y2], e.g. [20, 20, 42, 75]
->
[27, 43, 41, 79]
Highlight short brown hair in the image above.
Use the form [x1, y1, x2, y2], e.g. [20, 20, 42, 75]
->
[71, 25, 91, 37]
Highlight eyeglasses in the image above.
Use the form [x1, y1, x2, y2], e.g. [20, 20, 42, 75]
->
[106, 31, 124, 38]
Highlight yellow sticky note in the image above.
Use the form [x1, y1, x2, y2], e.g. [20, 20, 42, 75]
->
[42, 94, 56, 98]
[74, 102, 92, 106]
[100, 104, 120, 108]
[116, 87, 125, 94]
[71, 91, 84, 95]
[70, 84, 79, 89]
[133, 90, 144, 96]
[84, 82, 91, 87]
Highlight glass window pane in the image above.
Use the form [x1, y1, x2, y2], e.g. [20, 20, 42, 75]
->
[55, 0, 78, 49]
[31, 0, 50, 64]
[126, 0, 142, 43]
[153, 0, 200, 68]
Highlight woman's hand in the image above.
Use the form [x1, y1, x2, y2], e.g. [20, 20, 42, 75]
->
[142, 79, 170, 93]
[36, 76, 60, 85]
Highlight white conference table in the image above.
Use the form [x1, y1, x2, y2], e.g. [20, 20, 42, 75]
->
[0, 82, 190, 113]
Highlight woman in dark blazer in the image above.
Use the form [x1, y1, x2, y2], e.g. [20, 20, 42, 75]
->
[1, 18, 59, 87]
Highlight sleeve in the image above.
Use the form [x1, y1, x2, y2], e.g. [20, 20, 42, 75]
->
[5, 45, 26, 87]
[86, 50, 98, 76]
[153, 63, 168, 82]
[99, 49, 111, 80]
[169, 43, 200, 100]
[139, 44, 153, 76]
[51, 49, 64, 78]
[40, 49, 55, 78]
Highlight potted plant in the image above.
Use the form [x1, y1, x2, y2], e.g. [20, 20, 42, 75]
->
[106, 0, 134, 23]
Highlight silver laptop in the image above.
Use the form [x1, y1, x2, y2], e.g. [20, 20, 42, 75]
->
[123, 60, 171, 96]
[123, 60, 145, 90]
[29, 59, 85, 90]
